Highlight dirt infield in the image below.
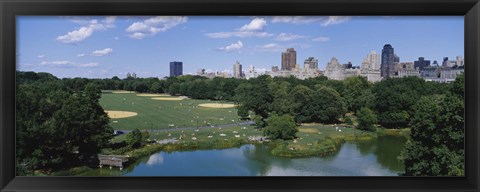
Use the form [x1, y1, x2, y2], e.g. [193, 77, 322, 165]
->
[198, 103, 236, 108]
[105, 110, 138, 119]
[112, 91, 135, 94]
[298, 128, 319, 133]
[137, 94, 170, 97]
[151, 97, 184, 101]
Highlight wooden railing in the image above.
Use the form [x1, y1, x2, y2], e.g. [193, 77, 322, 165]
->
[98, 154, 129, 170]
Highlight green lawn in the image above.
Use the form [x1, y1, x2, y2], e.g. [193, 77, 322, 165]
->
[99, 92, 243, 130]
[148, 125, 261, 142]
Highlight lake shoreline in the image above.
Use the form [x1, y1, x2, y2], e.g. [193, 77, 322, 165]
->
[45, 127, 409, 176]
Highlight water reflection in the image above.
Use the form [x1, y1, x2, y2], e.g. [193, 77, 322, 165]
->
[146, 153, 164, 166]
[79, 136, 406, 176]
[356, 136, 406, 173]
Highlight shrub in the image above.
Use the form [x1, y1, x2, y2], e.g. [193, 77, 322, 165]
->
[263, 114, 298, 140]
[356, 108, 377, 132]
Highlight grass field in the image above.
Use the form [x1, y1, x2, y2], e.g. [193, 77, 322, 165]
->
[100, 92, 243, 130]
[112, 125, 262, 143]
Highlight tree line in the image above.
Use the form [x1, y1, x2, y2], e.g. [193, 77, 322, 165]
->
[16, 71, 464, 176]
[16, 71, 113, 174]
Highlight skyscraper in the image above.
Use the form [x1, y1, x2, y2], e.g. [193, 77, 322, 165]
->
[304, 57, 318, 69]
[233, 61, 243, 78]
[281, 48, 296, 71]
[366, 51, 381, 70]
[456, 56, 464, 67]
[414, 57, 431, 70]
[170, 61, 183, 77]
[381, 44, 395, 78]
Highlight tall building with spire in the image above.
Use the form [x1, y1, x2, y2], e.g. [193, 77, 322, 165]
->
[281, 48, 296, 71]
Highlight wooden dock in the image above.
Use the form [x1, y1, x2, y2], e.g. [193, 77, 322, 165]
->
[98, 154, 129, 170]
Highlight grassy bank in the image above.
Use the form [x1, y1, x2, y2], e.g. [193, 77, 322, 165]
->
[49, 124, 410, 175]
[377, 128, 411, 138]
[268, 123, 380, 158]
[109, 123, 388, 160]
[103, 125, 262, 164]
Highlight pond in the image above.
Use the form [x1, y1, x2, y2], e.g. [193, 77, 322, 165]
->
[81, 136, 407, 176]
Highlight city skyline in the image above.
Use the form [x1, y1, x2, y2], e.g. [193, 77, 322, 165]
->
[17, 16, 463, 78]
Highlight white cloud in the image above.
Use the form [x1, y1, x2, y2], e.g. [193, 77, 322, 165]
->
[40, 60, 73, 66]
[114, 37, 119, 40]
[254, 42, 311, 52]
[130, 32, 146, 39]
[126, 16, 188, 39]
[37, 54, 46, 59]
[206, 18, 272, 39]
[321, 16, 351, 26]
[218, 41, 243, 52]
[312, 36, 330, 42]
[271, 16, 323, 24]
[255, 43, 283, 52]
[271, 16, 351, 26]
[77, 53, 86, 57]
[275, 33, 306, 41]
[126, 22, 149, 32]
[56, 27, 94, 44]
[78, 62, 99, 67]
[104, 16, 116, 26]
[57, 17, 116, 44]
[206, 31, 273, 38]
[39, 60, 98, 68]
[91, 48, 113, 56]
[261, 43, 280, 49]
[239, 18, 267, 31]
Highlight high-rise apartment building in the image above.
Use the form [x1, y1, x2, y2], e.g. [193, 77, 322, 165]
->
[456, 56, 464, 67]
[381, 44, 396, 78]
[304, 57, 318, 69]
[366, 51, 381, 70]
[272, 66, 279, 72]
[442, 57, 457, 68]
[233, 61, 243, 78]
[281, 48, 296, 71]
[170, 61, 183, 77]
[414, 57, 431, 70]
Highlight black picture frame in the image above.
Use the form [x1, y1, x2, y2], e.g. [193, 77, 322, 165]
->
[1, 0, 479, 191]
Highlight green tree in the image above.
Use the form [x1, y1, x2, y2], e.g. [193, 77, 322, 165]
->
[264, 114, 298, 140]
[269, 81, 295, 116]
[291, 84, 315, 123]
[343, 116, 353, 126]
[372, 76, 430, 128]
[234, 75, 273, 127]
[237, 105, 250, 120]
[342, 76, 373, 113]
[126, 129, 143, 148]
[356, 108, 377, 132]
[451, 73, 464, 99]
[252, 114, 267, 128]
[401, 94, 464, 176]
[141, 130, 150, 145]
[307, 85, 346, 123]
[168, 83, 180, 96]
[16, 76, 112, 172]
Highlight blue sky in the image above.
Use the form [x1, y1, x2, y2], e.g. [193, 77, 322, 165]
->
[17, 16, 464, 79]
